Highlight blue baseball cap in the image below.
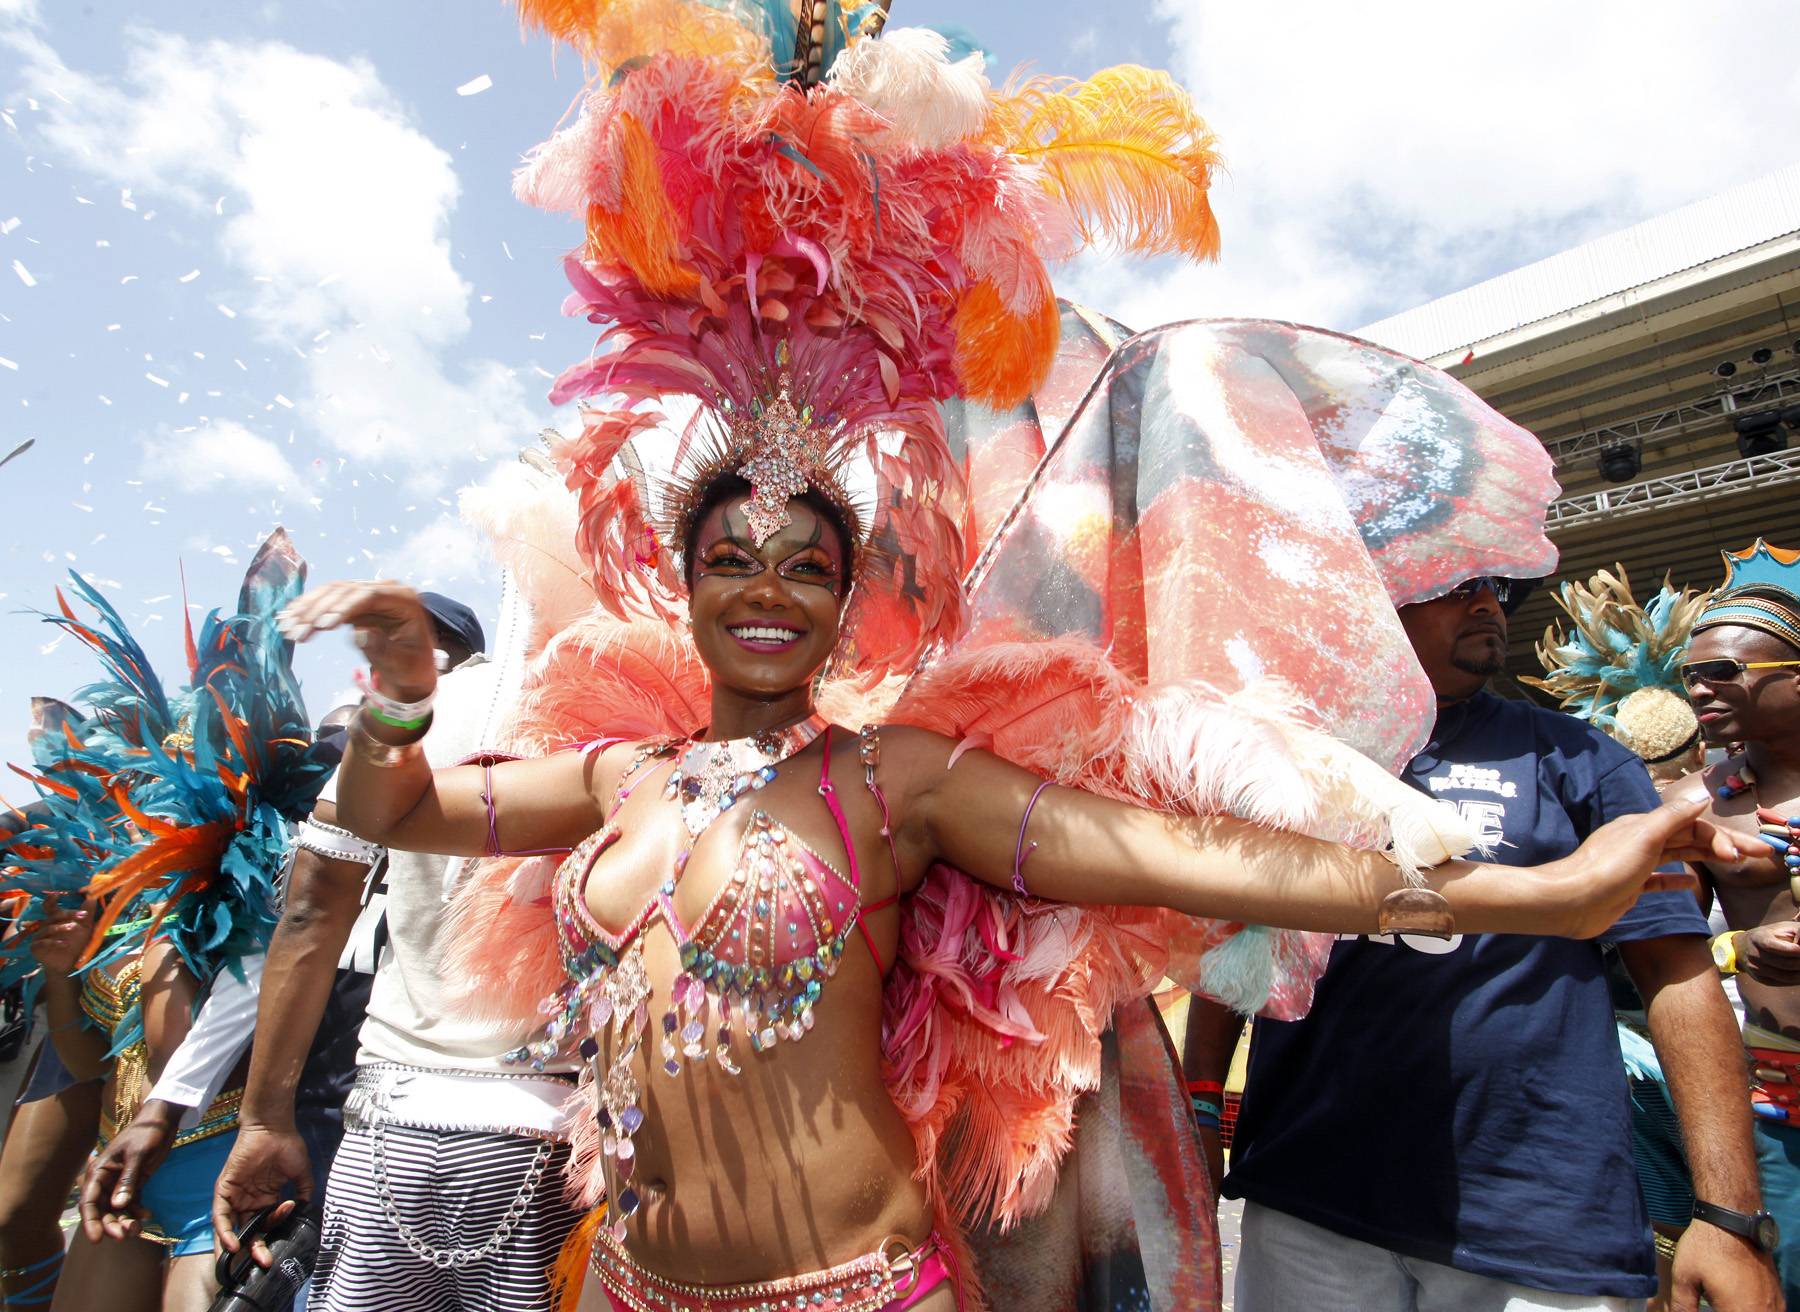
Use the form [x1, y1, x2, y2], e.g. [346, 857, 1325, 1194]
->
[417, 592, 486, 656]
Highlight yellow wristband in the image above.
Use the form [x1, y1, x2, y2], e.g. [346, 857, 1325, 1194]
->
[1711, 930, 1743, 976]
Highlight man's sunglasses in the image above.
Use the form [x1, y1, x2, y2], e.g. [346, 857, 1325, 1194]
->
[1441, 576, 1529, 614]
[1679, 658, 1800, 688]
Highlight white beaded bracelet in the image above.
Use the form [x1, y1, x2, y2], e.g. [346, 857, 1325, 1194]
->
[296, 817, 384, 867]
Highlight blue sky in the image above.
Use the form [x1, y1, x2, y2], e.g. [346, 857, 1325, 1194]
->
[3, 0, 1800, 775]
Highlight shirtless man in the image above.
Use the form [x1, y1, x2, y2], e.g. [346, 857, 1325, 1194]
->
[1670, 540, 1800, 1304]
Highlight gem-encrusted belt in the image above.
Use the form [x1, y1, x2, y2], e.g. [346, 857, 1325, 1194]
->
[589, 1228, 947, 1312]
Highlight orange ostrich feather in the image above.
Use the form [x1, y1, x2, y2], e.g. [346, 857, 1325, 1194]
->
[952, 278, 1063, 409]
[514, 0, 774, 78]
[78, 812, 234, 964]
[584, 113, 699, 297]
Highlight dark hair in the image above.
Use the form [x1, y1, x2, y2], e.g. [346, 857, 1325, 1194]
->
[680, 473, 856, 589]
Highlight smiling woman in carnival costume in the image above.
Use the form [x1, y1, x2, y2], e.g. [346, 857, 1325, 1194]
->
[277, 5, 1733, 1310]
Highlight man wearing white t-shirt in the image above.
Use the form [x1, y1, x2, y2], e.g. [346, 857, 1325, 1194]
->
[209, 594, 582, 1312]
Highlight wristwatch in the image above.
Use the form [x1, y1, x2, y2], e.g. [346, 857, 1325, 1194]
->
[1692, 1199, 1781, 1253]
[1711, 930, 1744, 976]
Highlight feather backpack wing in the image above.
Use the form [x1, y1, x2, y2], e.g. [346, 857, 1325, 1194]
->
[883, 316, 1560, 1235]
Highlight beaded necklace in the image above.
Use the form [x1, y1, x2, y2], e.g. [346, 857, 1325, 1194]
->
[517, 713, 837, 1240]
[1715, 757, 1800, 902]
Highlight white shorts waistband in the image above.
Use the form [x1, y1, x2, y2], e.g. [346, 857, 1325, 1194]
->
[344, 1062, 576, 1141]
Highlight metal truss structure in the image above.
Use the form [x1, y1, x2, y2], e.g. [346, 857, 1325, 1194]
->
[1543, 365, 1800, 465]
[1547, 443, 1800, 530]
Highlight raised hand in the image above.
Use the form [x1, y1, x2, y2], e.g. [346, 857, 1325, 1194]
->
[278, 580, 438, 702]
[27, 901, 94, 976]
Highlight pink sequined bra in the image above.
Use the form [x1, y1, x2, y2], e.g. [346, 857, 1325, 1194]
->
[509, 727, 898, 1225]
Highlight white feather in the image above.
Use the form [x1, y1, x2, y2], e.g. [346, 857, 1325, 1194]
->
[827, 27, 991, 150]
[1121, 680, 1482, 884]
[460, 454, 596, 660]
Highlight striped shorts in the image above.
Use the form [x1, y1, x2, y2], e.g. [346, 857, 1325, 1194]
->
[312, 1123, 580, 1312]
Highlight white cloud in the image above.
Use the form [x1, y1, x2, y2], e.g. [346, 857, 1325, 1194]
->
[141, 420, 299, 490]
[1066, 1, 1800, 335]
[372, 510, 496, 594]
[0, 0, 40, 26]
[5, 27, 535, 480]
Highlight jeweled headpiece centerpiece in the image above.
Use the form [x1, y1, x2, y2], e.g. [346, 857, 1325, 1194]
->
[731, 377, 843, 546]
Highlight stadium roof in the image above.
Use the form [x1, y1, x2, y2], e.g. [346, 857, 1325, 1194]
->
[1355, 165, 1800, 685]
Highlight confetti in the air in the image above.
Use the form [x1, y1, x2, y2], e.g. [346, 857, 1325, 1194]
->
[145, 372, 169, 387]
[0, 218, 18, 235]
[0, 439, 35, 471]
[456, 74, 493, 96]
[11, 259, 35, 287]
[0, 356, 16, 371]
[218, 304, 237, 318]
[178, 269, 200, 283]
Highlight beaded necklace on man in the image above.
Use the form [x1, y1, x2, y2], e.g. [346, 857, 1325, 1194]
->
[1716, 759, 1800, 904]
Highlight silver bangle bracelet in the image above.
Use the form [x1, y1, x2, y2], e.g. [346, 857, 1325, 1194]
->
[296, 817, 384, 866]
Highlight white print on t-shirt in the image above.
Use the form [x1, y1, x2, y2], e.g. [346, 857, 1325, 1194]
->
[1332, 799, 1510, 955]
[1425, 762, 1517, 800]
[1453, 799, 1507, 848]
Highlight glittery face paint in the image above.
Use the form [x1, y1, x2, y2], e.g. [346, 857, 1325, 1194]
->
[694, 499, 845, 596]
[689, 496, 846, 697]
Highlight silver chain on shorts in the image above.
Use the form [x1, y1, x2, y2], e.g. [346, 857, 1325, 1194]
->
[368, 1122, 556, 1269]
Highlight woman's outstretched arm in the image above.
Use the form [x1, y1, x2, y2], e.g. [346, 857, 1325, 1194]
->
[279, 580, 609, 855]
[888, 728, 1731, 941]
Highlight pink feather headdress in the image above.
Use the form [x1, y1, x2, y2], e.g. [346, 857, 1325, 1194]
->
[514, 0, 1222, 681]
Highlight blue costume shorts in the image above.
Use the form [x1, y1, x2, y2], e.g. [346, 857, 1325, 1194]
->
[140, 1130, 236, 1257]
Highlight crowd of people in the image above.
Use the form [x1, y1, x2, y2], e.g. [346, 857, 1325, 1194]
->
[1, 3, 1797, 1312]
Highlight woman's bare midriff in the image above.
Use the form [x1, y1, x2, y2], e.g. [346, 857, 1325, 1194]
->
[581, 739, 934, 1287]
[594, 927, 932, 1285]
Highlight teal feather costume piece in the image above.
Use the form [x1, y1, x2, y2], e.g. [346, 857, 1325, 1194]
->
[1525, 564, 1710, 764]
[1, 530, 333, 1048]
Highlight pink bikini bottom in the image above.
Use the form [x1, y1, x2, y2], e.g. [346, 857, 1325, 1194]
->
[591, 1227, 959, 1312]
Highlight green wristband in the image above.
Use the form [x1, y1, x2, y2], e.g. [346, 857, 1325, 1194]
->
[362, 704, 432, 732]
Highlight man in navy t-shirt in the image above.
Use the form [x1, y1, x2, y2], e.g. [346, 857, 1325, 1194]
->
[1186, 577, 1780, 1311]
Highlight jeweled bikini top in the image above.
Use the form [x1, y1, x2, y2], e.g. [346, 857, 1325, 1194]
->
[508, 723, 898, 1241]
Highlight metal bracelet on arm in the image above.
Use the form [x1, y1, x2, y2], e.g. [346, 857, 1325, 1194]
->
[351, 718, 427, 769]
[1373, 845, 1456, 939]
[294, 815, 384, 867]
